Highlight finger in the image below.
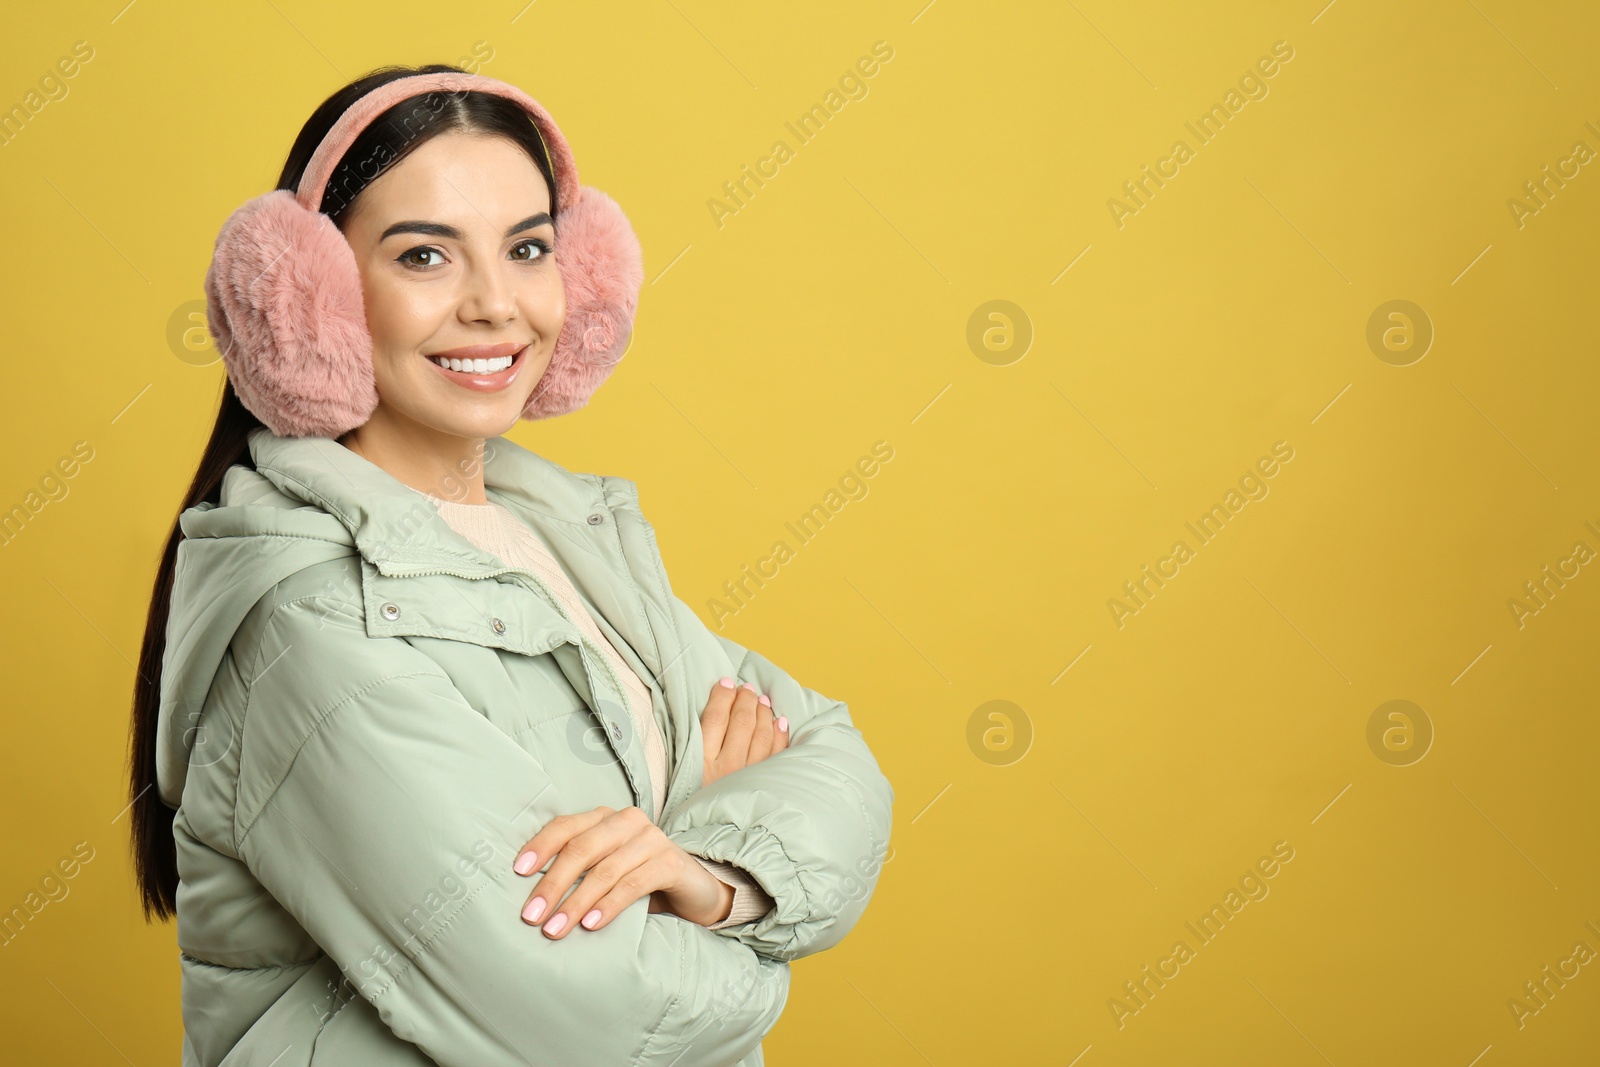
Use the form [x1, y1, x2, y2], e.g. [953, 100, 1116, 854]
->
[545, 821, 664, 938]
[513, 807, 608, 879]
[520, 806, 631, 926]
[746, 694, 775, 763]
[761, 697, 787, 755]
[585, 852, 681, 933]
[700, 677, 737, 755]
[720, 684, 759, 769]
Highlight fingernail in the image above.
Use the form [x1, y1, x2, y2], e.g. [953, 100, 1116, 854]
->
[742, 682, 756, 692]
[758, 694, 771, 707]
[582, 908, 602, 929]
[777, 716, 788, 732]
[718, 677, 735, 689]
[522, 897, 545, 923]
[545, 912, 568, 935]
[514, 851, 537, 875]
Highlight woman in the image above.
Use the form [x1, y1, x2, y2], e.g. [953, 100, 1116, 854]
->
[127, 64, 894, 1066]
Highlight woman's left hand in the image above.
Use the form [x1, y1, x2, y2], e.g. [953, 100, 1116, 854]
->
[512, 805, 733, 938]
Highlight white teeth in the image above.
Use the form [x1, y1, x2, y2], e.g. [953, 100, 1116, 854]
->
[429, 354, 515, 373]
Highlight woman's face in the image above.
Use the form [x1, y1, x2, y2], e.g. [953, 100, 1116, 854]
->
[338, 129, 564, 441]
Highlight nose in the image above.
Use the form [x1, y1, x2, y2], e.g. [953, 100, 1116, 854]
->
[459, 256, 518, 327]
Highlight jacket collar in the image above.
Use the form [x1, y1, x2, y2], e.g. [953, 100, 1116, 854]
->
[241, 427, 686, 820]
[245, 426, 615, 576]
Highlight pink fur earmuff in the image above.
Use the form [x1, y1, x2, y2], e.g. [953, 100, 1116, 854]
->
[203, 72, 644, 439]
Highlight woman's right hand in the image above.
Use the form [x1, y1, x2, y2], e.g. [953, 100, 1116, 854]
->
[700, 677, 788, 789]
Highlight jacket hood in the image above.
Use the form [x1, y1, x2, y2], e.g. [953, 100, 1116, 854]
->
[155, 426, 630, 810]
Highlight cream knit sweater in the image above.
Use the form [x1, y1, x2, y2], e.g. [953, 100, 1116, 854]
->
[416, 490, 774, 929]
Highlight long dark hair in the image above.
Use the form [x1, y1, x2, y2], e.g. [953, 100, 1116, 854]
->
[129, 63, 559, 921]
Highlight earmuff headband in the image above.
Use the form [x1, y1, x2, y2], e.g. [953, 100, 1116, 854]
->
[293, 71, 580, 217]
[206, 70, 642, 439]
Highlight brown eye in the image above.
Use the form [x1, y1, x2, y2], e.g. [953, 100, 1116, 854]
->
[397, 247, 445, 269]
[510, 239, 551, 262]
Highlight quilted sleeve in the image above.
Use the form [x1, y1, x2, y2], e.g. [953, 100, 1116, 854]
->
[659, 596, 896, 963]
[232, 595, 790, 1066]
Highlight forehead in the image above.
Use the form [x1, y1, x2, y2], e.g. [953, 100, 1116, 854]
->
[355, 131, 551, 219]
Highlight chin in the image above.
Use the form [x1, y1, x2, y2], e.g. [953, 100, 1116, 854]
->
[432, 408, 527, 441]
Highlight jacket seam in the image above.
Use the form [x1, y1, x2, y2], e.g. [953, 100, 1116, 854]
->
[636, 918, 689, 1065]
[234, 658, 451, 849]
[686, 821, 806, 957]
[233, 591, 354, 840]
[255, 462, 484, 568]
[307, 985, 354, 1059]
[178, 951, 322, 972]
[362, 868, 507, 1003]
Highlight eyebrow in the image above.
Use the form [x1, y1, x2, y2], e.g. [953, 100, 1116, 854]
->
[379, 212, 553, 242]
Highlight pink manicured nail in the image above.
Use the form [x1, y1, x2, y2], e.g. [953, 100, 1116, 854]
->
[777, 716, 788, 732]
[758, 694, 771, 707]
[545, 912, 568, 935]
[522, 897, 546, 923]
[718, 677, 736, 689]
[582, 909, 602, 929]
[514, 851, 537, 875]
[741, 682, 756, 692]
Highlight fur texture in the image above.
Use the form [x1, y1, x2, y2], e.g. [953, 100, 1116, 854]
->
[523, 185, 645, 420]
[205, 190, 377, 439]
[204, 79, 644, 438]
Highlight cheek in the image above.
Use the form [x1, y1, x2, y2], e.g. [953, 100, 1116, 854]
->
[531, 269, 566, 335]
[363, 274, 443, 356]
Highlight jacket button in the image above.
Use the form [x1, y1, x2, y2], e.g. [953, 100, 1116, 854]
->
[608, 720, 623, 742]
[491, 617, 507, 635]
[587, 513, 604, 526]
[380, 602, 400, 620]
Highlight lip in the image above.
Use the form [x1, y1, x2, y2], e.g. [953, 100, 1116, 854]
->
[423, 342, 531, 392]
[429, 342, 527, 359]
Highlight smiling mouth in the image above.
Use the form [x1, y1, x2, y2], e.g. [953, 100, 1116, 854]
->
[422, 343, 531, 390]
[426, 348, 523, 374]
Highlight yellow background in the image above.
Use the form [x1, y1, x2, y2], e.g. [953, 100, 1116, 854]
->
[2, 0, 1597, 1063]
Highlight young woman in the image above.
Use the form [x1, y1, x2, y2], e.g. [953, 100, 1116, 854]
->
[127, 64, 893, 1066]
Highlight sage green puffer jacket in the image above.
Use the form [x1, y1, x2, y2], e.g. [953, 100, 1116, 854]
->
[157, 426, 894, 1066]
